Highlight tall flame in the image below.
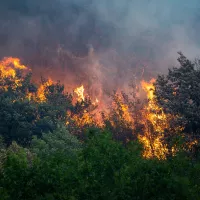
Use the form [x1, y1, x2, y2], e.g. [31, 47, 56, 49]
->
[37, 79, 53, 102]
[74, 85, 85, 102]
[139, 79, 169, 159]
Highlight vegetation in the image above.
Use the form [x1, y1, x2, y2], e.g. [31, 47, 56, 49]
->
[0, 54, 200, 199]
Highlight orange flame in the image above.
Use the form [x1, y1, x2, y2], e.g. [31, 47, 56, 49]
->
[139, 79, 169, 159]
[37, 79, 53, 102]
[0, 57, 27, 77]
[0, 57, 28, 90]
[74, 85, 85, 102]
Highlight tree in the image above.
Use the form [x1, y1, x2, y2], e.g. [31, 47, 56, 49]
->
[155, 52, 200, 137]
[103, 91, 142, 144]
[0, 69, 74, 146]
[0, 97, 38, 146]
[31, 124, 81, 157]
[0, 128, 200, 200]
[0, 127, 81, 200]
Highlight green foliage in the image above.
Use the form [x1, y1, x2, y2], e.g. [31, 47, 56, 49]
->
[0, 97, 37, 146]
[31, 124, 81, 157]
[155, 52, 200, 135]
[77, 130, 130, 199]
[0, 131, 80, 200]
[0, 142, 35, 200]
[1, 129, 199, 200]
[0, 72, 74, 146]
[103, 91, 141, 144]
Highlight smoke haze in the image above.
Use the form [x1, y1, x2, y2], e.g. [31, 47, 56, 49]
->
[0, 0, 200, 94]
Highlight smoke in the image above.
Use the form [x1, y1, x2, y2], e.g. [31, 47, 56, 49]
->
[0, 0, 200, 94]
[90, 0, 200, 66]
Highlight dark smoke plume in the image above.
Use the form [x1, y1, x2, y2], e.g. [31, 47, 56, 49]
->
[0, 0, 200, 94]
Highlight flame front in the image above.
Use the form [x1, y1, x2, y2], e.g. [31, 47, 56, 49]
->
[0, 56, 197, 160]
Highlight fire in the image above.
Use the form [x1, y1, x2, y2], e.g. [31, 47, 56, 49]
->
[37, 79, 53, 102]
[0, 57, 27, 77]
[93, 98, 99, 105]
[139, 79, 169, 159]
[141, 79, 168, 133]
[138, 134, 168, 159]
[139, 79, 194, 159]
[0, 57, 28, 90]
[141, 79, 156, 100]
[69, 112, 94, 128]
[67, 85, 102, 129]
[0, 56, 197, 159]
[117, 98, 132, 124]
[74, 85, 85, 102]
[101, 92, 134, 134]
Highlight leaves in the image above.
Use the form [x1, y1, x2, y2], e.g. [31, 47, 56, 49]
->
[154, 53, 200, 152]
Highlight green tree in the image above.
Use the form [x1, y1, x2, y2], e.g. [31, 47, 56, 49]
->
[0, 126, 81, 200]
[0, 97, 37, 146]
[0, 71, 74, 146]
[155, 52, 200, 135]
[31, 124, 81, 157]
[77, 129, 130, 200]
[154, 52, 200, 157]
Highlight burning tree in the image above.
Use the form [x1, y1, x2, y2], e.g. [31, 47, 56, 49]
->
[139, 79, 184, 159]
[154, 52, 200, 157]
[102, 91, 137, 144]
[0, 57, 74, 146]
[0, 55, 198, 159]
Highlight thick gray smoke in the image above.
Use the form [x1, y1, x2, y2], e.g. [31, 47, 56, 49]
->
[0, 0, 200, 94]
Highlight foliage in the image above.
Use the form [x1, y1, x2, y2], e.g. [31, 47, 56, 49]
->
[0, 133, 79, 200]
[31, 124, 81, 157]
[77, 129, 130, 199]
[155, 52, 200, 135]
[0, 96, 37, 146]
[154, 52, 200, 156]
[0, 129, 199, 200]
[103, 91, 142, 144]
[0, 54, 200, 199]
[0, 71, 74, 146]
